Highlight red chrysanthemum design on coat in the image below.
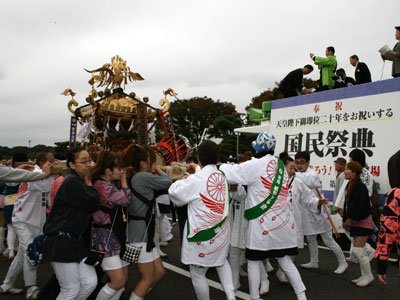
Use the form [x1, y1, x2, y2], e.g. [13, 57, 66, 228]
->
[206, 172, 226, 202]
[266, 159, 278, 180]
[193, 172, 230, 257]
[17, 183, 28, 199]
[256, 159, 291, 235]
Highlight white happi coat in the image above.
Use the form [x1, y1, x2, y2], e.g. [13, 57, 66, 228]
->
[289, 176, 320, 248]
[12, 166, 56, 230]
[229, 184, 248, 249]
[220, 155, 297, 252]
[168, 164, 230, 267]
[295, 168, 331, 235]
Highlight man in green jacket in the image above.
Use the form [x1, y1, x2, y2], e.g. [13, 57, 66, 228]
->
[310, 46, 337, 90]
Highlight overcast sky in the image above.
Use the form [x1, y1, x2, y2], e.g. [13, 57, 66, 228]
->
[0, 0, 399, 147]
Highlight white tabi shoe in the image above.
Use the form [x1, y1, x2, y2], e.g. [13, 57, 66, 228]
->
[351, 276, 362, 285]
[356, 274, 374, 287]
[159, 249, 168, 258]
[259, 278, 270, 296]
[166, 233, 173, 242]
[0, 283, 23, 294]
[26, 286, 40, 300]
[334, 262, 348, 274]
[300, 262, 319, 269]
[2, 248, 9, 258]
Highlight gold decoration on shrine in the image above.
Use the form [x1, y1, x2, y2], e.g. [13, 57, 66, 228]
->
[62, 88, 79, 116]
[159, 88, 178, 114]
[84, 55, 144, 89]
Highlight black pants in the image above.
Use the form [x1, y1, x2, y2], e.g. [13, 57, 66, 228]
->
[170, 202, 177, 222]
[177, 205, 188, 244]
[37, 275, 59, 300]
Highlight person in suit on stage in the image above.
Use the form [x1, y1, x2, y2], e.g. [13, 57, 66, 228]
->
[349, 55, 372, 84]
[279, 65, 314, 98]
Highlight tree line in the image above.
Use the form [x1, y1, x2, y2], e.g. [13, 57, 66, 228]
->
[1, 80, 318, 161]
[0, 142, 70, 161]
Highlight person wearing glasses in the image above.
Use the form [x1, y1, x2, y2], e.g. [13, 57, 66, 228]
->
[43, 148, 100, 300]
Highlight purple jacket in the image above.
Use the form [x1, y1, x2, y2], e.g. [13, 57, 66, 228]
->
[92, 180, 131, 257]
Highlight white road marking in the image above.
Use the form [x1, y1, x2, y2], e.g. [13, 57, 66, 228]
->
[163, 262, 251, 300]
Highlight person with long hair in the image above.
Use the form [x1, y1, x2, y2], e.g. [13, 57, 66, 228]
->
[119, 145, 172, 300]
[335, 149, 376, 263]
[342, 161, 374, 287]
[376, 150, 400, 285]
[90, 150, 131, 300]
[43, 148, 100, 300]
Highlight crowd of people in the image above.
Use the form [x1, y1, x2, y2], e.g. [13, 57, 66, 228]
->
[0, 24, 398, 300]
[0, 132, 398, 300]
[278, 26, 400, 98]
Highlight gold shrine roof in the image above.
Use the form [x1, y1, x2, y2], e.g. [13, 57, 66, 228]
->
[75, 90, 156, 121]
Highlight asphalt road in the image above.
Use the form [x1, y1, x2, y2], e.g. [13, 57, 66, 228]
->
[0, 223, 399, 300]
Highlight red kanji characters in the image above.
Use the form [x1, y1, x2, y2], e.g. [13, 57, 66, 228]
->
[370, 165, 381, 177]
[335, 101, 343, 111]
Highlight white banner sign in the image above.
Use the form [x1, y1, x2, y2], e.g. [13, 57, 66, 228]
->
[271, 89, 400, 200]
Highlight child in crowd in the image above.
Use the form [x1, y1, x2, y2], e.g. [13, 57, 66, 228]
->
[91, 150, 131, 300]
[295, 151, 348, 275]
[275, 153, 326, 283]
